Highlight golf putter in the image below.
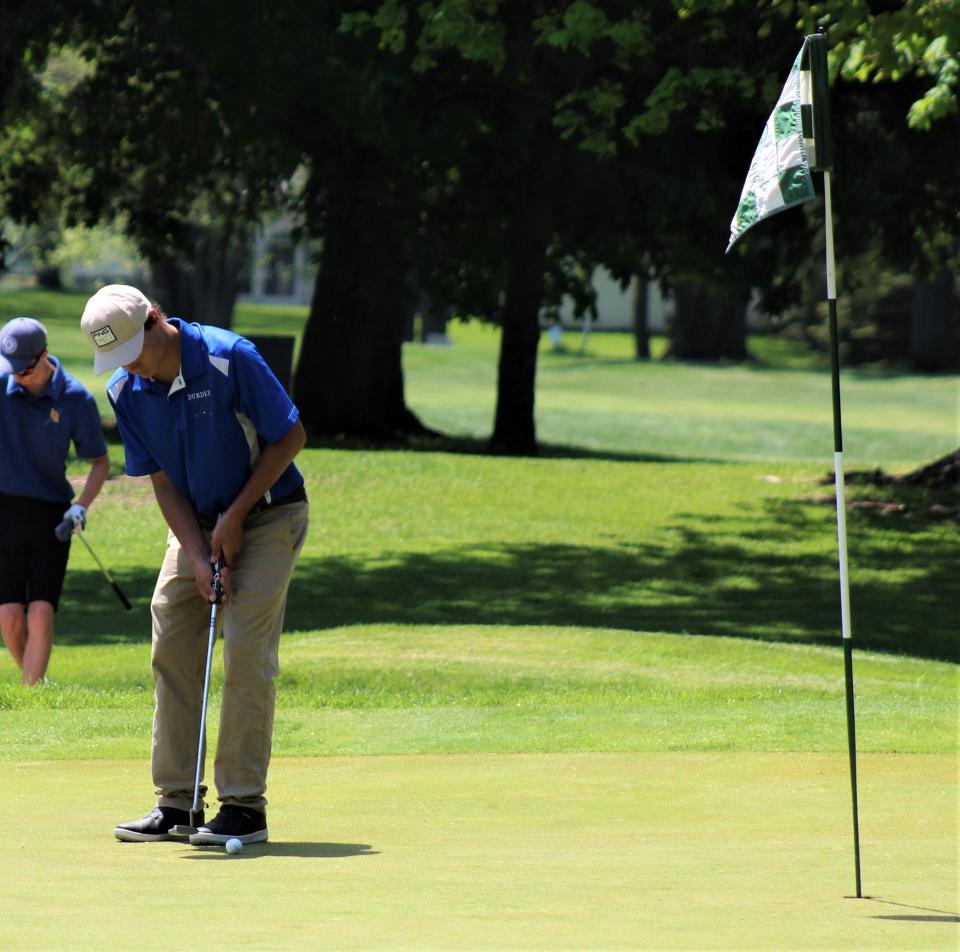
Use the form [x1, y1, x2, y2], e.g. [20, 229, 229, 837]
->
[170, 554, 225, 837]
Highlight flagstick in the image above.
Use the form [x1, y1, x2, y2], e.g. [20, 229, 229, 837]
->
[729, 32, 864, 897]
[823, 169, 863, 899]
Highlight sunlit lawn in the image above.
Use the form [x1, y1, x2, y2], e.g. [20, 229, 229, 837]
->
[0, 286, 956, 951]
[1, 287, 956, 468]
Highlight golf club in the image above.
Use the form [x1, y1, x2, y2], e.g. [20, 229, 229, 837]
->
[169, 554, 225, 838]
[54, 518, 132, 609]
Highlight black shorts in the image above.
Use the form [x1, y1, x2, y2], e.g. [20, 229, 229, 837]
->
[0, 493, 71, 609]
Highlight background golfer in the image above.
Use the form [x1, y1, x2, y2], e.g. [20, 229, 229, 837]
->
[81, 285, 308, 845]
[0, 317, 109, 685]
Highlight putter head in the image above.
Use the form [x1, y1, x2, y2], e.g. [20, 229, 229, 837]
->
[169, 806, 204, 837]
[168, 823, 198, 837]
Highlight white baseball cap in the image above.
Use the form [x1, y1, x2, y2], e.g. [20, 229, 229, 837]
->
[81, 285, 152, 375]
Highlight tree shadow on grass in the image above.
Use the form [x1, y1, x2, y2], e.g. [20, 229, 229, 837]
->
[58, 568, 156, 646]
[57, 499, 958, 662]
[283, 498, 956, 662]
[305, 432, 730, 465]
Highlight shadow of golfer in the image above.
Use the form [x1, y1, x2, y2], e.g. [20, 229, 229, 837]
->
[181, 841, 378, 860]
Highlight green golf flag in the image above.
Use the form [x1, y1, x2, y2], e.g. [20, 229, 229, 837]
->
[727, 44, 816, 251]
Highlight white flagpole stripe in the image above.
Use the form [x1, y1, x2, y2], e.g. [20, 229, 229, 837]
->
[800, 68, 817, 167]
[824, 170, 837, 299]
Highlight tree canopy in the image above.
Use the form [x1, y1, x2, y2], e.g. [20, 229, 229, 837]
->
[1, 1, 956, 450]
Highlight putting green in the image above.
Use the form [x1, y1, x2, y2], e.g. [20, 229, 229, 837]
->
[1, 753, 955, 950]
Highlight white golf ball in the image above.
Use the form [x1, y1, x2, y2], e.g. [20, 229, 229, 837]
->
[225, 838, 243, 854]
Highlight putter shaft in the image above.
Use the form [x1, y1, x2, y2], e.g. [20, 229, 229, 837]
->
[172, 558, 224, 838]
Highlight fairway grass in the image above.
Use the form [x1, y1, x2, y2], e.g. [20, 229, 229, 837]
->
[406, 324, 959, 466]
[1, 288, 956, 466]
[0, 625, 955, 760]
[48, 451, 960, 664]
[0, 289, 955, 949]
[1, 754, 955, 951]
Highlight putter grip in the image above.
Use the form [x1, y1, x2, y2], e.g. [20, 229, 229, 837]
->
[212, 556, 225, 604]
[54, 517, 73, 543]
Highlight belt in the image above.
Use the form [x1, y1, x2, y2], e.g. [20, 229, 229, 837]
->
[197, 485, 307, 530]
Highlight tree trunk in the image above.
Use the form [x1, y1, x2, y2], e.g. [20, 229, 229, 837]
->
[150, 225, 243, 328]
[421, 302, 450, 342]
[293, 156, 429, 439]
[490, 125, 560, 456]
[910, 268, 958, 372]
[35, 265, 62, 290]
[417, 287, 451, 343]
[0, 5, 32, 120]
[33, 225, 63, 291]
[632, 274, 650, 361]
[668, 282, 749, 361]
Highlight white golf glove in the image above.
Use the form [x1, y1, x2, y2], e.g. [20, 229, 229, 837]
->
[63, 504, 87, 533]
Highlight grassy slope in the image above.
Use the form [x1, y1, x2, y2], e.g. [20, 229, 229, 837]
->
[1, 623, 954, 760]
[0, 289, 955, 951]
[2, 453, 956, 758]
[0, 290, 955, 760]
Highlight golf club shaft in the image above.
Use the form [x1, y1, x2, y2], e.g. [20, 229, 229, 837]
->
[190, 601, 218, 817]
[190, 557, 225, 820]
[75, 529, 133, 610]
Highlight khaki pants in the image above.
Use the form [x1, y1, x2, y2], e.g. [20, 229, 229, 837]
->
[151, 501, 308, 813]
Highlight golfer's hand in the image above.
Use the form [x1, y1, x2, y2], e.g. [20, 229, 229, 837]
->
[211, 556, 230, 604]
[62, 504, 87, 533]
[191, 556, 230, 604]
[210, 513, 243, 574]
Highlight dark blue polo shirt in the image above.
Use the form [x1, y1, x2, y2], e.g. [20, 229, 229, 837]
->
[106, 319, 303, 518]
[0, 356, 108, 503]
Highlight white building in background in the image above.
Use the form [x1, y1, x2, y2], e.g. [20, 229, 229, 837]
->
[239, 218, 314, 306]
[554, 270, 670, 332]
[2, 217, 672, 336]
[239, 220, 671, 333]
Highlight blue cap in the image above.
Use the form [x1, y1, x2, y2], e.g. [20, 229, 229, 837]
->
[0, 317, 47, 374]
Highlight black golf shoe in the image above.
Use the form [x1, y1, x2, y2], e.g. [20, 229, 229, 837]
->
[114, 806, 204, 842]
[189, 805, 268, 845]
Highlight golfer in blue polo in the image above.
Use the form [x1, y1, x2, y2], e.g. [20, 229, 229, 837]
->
[0, 317, 109, 685]
[81, 285, 309, 846]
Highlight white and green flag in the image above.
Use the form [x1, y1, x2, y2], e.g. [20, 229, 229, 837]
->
[727, 45, 815, 251]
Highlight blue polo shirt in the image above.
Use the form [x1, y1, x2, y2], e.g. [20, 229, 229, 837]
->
[0, 356, 108, 503]
[106, 319, 303, 518]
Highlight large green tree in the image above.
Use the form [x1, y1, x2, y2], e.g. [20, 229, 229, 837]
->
[0, 4, 272, 324]
[3, 1, 955, 444]
[348, 2, 827, 449]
